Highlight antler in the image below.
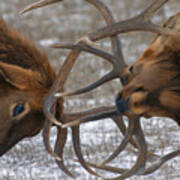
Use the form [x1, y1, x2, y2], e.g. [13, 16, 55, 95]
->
[21, 0, 180, 179]
[21, 0, 123, 177]
[87, 149, 180, 179]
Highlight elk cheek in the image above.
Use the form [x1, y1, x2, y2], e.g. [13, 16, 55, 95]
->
[159, 90, 180, 110]
[130, 91, 149, 115]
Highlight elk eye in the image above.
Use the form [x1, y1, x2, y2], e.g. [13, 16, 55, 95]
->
[13, 104, 24, 117]
[134, 87, 145, 92]
[129, 66, 134, 73]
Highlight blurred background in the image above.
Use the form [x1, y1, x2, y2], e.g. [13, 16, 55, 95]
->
[0, 0, 179, 179]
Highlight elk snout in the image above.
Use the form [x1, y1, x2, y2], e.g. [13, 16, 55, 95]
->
[115, 93, 130, 114]
[116, 86, 149, 115]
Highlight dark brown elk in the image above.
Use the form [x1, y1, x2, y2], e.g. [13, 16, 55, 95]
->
[1, 0, 180, 180]
[0, 17, 55, 156]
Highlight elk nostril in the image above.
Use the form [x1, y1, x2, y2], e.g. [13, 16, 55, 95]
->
[116, 93, 122, 102]
[129, 65, 134, 73]
[115, 94, 130, 114]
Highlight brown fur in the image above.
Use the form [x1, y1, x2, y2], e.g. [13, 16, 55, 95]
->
[0, 18, 55, 155]
[120, 13, 180, 125]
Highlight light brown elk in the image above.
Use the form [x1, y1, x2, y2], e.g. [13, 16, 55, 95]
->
[1, 0, 180, 180]
[116, 14, 180, 126]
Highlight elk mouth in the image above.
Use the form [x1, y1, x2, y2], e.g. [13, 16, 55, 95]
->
[0, 124, 26, 156]
[0, 143, 13, 156]
[0, 136, 22, 156]
[115, 86, 149, 116]
[0, 113, 44, 156]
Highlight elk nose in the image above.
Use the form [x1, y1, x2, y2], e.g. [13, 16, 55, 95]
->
[115, 93, 130, 114]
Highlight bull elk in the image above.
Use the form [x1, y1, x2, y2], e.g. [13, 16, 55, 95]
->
[1, 0, 179, 179]
[116, 13, 180, 126]
[0, 17, 55, 155]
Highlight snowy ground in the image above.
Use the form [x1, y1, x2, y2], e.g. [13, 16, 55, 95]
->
[0, 0, 179, 180]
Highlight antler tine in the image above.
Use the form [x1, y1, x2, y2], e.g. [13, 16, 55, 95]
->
[42, 102, 75, 178]
[64, 106, 117, 122]
[140, 149, 180, 175]
[43, 49, 81, 125]
[87, 145, 180, 177]
[51, 105, 118, 177]
[87, 0, 180, 42]
[103, 118, 147, 180]
[112, 116, 138, 148]
[43, 120, 75, 178]
[67, 113, 157, 171]
[42, 105, 62, 161]
[88, 149, 180, 176]
[54, 127, 75, 178]
[85, 0, 125, 64]
[61, 111, 135, 168]
[72, 126, 101, 177]
[101, 117, 135, 165]
[83, 118, 147, 180]
[62, 108, 117, 128]
[61, 107, 132, 178]
[141, 0, 168, 20]
[104, 116, 159, 165]
[20, 0, 63, 14]
[119, 119, 147, 179]
[52, 43, 122, 98]
[63, 105, 117, 177]
[86, 162, 126, 174]
[21, 0, 178, 39]
[51, 43, 117, 65]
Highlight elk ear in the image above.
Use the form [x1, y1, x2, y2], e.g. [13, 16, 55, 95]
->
[0, 62, 41, 90]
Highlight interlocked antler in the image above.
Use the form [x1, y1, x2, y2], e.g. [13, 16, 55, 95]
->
[21, 0, 128, 177]
[21, 0, 137, 177]
[21, 0, 180, 179]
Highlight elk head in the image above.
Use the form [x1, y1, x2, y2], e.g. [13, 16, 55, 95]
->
[117, 13, 180, 126]
[0, 18, 55, 155]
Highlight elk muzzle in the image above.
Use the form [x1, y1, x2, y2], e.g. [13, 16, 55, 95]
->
[115, 93, 130, 114]
[115, 87, 150, 116]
